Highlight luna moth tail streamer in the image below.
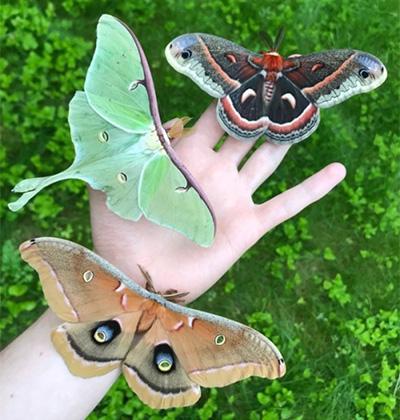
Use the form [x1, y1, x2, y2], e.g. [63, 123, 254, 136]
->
[9, 171, 79, 212]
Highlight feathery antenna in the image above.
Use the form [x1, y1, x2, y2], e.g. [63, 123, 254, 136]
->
[260, 27, 285, 51]
[273, 27, 285, 51]
[260, 30, 274, 50]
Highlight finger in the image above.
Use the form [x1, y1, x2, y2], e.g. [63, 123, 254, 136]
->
[183, 102, 224, 149]
[240, 142, 291, 193]
[255, 162, 346, 233]
[218, 136, 255, 166]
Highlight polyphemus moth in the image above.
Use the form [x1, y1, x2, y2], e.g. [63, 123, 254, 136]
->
[9, 14, 215, 247]
[20, 237, 286, 409]
[165, 29, 387, 143]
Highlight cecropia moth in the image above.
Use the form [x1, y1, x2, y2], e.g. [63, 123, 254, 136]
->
[165, 29, 387, 143]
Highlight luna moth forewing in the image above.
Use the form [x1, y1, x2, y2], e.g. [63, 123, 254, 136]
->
[20, 237, 286, 409]
[8, 15, 215, 247]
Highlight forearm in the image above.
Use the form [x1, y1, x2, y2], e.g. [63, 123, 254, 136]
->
[0, 309, 119, 420]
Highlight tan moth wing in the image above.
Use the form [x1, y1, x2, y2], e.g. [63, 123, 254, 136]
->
[20, 237, 285, 409]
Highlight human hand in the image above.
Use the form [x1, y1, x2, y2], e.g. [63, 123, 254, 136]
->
[1, 103, 345, 420]
[90, 102, 346, 302]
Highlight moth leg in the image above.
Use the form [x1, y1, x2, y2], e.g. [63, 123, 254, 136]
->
[162, 290, 190, 304]
[138, 265, 157, 293]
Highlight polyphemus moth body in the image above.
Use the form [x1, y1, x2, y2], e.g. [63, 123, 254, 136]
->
[9, 15, 215, 247]
[20, 237, 286, 409]
[165, 29, 387, 143]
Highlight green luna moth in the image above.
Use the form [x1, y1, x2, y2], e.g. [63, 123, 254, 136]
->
[8, 15, 215, 247]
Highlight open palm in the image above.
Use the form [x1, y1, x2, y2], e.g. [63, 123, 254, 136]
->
[0, 103, 346, 420]
[90, 103, 346, 302]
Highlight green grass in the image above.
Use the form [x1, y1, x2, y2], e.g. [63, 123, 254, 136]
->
[1, 0, 399, 419]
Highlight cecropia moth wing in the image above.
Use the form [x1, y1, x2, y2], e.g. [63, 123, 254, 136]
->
[20, 237, 286, 409]
[9, 15, 215, 247]
[165, 30, 387, 143]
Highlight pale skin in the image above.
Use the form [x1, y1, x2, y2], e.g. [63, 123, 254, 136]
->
[0, 104, 346, 420]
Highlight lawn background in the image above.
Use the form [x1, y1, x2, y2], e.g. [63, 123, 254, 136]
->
[1, 0, 399, 419]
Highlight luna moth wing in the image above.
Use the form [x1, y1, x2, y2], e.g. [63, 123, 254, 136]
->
[68, 91, 150, 221]
[84, 14, 153, 133]
[20, 237, 286, 409]
[139, 152, 215, 247]
[9, 92, 147, 221]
